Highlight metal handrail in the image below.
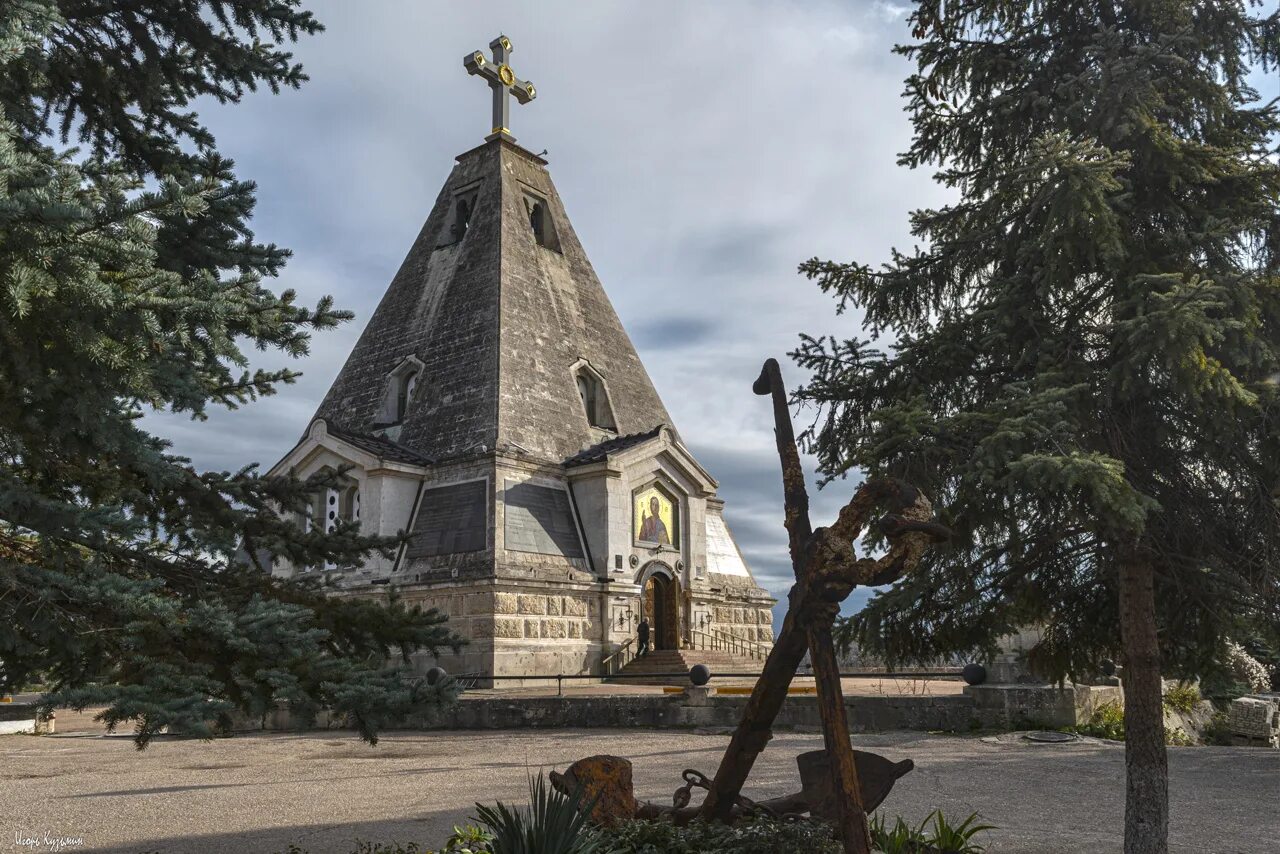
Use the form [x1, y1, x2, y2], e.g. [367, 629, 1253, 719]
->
[691, 628, 722, 655]
[453, 669, 965, 695]
[691, 627, 772, 661]
[723, 628, 770, 660]
[599, 635, 637, 676]
[722, 627, 770, 660]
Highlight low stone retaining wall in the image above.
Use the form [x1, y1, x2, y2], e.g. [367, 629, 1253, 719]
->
[231, 685, 1115, 735]
[0, 702, 53, 735]
[397, 689, 978, 733]
[7, 685, 1121, 738]
[964, 684, 1123, 730]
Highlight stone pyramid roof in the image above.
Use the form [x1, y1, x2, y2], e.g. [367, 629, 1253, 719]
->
[313, 137, 674, 464]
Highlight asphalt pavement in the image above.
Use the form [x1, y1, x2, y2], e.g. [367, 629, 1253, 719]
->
[3, 728, 1276, 853]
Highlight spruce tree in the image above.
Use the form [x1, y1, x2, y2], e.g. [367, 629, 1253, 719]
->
[0, 1, 462, 746]
[794, 2, 1279, 851]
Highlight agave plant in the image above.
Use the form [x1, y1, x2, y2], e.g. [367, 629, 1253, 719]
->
[926, 810, 994, 853]
[471, 773, 599, 854]
[869, 809, 994, 854]
[869, 811, 928, 853]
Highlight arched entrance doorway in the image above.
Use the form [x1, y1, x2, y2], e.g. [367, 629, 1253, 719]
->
[641, 567, 681, 650]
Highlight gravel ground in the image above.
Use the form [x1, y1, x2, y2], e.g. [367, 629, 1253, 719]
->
[3, 728, 1276, 853]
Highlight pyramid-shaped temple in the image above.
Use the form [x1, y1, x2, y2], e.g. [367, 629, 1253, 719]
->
[268, 36, 774, 681]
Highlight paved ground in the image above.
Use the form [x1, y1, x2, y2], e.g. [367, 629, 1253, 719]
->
[3, 728, 1276, 854]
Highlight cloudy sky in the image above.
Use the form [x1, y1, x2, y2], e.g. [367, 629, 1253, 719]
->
[148, 0, 955, 623]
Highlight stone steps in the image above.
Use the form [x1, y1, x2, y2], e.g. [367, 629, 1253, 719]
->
[609, 647, 765, 686]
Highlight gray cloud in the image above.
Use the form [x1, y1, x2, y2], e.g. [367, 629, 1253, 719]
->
[631, 317, 719, 350]
[677, 223, 789, 278]
[146, 0, 951, 629]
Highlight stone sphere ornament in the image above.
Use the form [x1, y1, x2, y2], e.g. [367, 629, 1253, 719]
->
[425, 666, 447, 687]
[962, 663, 987, 686]
[689, 664, 711, 686]
[1100, 658, 1117, 677]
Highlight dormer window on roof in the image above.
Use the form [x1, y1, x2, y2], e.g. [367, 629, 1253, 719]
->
[379, 356, 426, 425]
[524, 191, 560, 251]
[397, 371, 417, 422]
[439, 185, 479, 248]
[451, 197, 472, 242]
[573, 362, 616, 431]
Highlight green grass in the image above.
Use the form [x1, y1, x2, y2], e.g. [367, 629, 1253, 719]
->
[1068, 701, 1126, 741]
[1162, 683, 1201, 714]
[1070, 699, 1204, 745]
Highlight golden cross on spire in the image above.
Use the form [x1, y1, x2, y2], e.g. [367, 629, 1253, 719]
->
[464, 34, 537, 142]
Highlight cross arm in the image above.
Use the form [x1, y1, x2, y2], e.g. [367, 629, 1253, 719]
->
[509, 74, 536, 104]
[464, 49, 493, 79]
[464, 50, 537, 103]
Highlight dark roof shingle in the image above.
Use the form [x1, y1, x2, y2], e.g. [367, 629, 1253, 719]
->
[327, 423, 433, 466]
[564, 426, 662, 467]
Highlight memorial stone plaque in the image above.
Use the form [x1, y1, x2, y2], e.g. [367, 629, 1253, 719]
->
[503, 479, 584, 558]
[407, 480, 488, 558]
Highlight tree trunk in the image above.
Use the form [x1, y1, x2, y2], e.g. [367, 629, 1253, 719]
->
[1118, 555, 1167, 854]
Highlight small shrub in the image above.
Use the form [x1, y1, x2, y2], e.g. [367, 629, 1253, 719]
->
[869, 812, 926, 853]
[1202, 711, 1235, 746]
[1162, 683, 1201, 714]
[1164, 727, 1194, 747]
[1241, 636, 1280, 690]
[870, 810, 993, 853]
[1226, 641, 1271, 692]
[352, 843, 426, 854]
[472, 774, 598, 854]
[924, 811, 995, 853]
[441, 826, 493, 853]
[1069, 701, 1125, 741]
[593, 815, 841, 854]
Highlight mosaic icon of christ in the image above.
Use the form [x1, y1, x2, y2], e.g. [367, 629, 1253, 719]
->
[635, 488, 674, 546]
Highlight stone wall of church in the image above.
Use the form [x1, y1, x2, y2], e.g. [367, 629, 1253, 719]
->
[489, 588, 600, 644]
[348, 570, 773, 681]
[489, 580, 606, 682]
[711, 603, 775, 646]
[369, 581, 497, 677]
[314, 442, 776, 680]
[708, 572, 776, 649]
[385, 577, 609, 685]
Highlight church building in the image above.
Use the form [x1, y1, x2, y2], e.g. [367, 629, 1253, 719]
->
[267, 36, 775, 681]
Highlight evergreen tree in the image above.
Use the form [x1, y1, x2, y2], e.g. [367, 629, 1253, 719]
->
[794, 2, 1279, 851]
[0, 1, 462, 746]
